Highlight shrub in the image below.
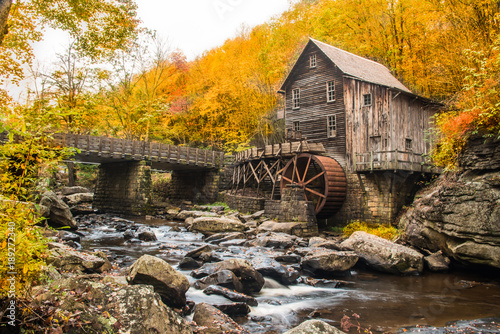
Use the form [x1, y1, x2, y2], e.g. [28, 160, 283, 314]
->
[343, 221, 399, 240]
[0, 201, 49, 298]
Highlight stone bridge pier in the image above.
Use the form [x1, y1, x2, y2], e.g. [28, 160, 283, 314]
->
[93, 161, 153, 215]
[93, 161, 221, 215]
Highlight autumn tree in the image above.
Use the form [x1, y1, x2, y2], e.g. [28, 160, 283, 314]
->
[0, 0, 139, 105]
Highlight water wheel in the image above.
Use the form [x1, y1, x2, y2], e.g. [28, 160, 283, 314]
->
[280, 153, 347, 218]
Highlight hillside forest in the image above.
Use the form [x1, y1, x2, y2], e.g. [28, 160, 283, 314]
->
[0, 0, 499, 163]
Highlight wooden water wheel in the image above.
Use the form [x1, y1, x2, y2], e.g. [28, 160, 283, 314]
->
[280, 153, 347, 218]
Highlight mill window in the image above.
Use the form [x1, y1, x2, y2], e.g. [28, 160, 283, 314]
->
[363, 93, 372, 106]
[405, 138, 412, 151]
[327, 115, 337, 138]
[292, 88, 300, 109]
[293, 121, 300, 132]
[310, 54, 317, 68]
[327, 81, 335, 102]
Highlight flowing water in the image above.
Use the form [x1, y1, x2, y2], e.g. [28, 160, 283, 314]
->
[76, 215, 500, 333]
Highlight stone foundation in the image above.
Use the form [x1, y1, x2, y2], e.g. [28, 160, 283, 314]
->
[93, 161, 152, 215]
[264, 185, 316, 224]
[224, 193, 266, 213]
[329, 171, 428, 225]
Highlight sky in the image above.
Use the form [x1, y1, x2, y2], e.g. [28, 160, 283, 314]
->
[33, 0, 292, 63]
[7, 0, 291, 100]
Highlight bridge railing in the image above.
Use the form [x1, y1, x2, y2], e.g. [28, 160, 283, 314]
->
[51, 133, 225, 168]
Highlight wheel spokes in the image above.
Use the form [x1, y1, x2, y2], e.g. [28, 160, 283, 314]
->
[300, 155, 312, 183]
[305, 187, 326, 199]
[304, 171, 325, 186]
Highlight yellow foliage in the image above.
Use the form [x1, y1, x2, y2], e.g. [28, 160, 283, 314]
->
[343, 221, 400, 240]
[0, 201, 49, 298]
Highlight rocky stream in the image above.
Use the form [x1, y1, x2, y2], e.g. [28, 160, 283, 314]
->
[36, 206, 500, 334]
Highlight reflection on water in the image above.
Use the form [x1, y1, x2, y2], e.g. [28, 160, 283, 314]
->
[77, 215, 500, 333]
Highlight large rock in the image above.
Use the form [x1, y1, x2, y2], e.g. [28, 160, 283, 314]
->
[194, 269, 243, 292]
[301, 249, 359, 277]
[284, 320, 347, 334]
[47, 242, 110, 273]
[177, 210, 218, 220]
[111, 284, 193, 334]
[34, 277, 192, 334]
[399, 152, 500, 268]
[40, 191, 77, 229]
[61, 186, 91, 195]
[128, 254, 190, 309]
[247, 232, 297, 249]
[341, 231, 424, 275]
[190, 216, 246, 235]
[136, 226, 157, 241]
[203, 285, 258, 306]
[64, 192, 94, 205]
[192, 258, 265, 294]
[193, 303, 250, 334]
[252, 256, 300, 285]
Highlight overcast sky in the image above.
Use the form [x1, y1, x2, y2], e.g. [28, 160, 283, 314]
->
[34, 0, 292, 62]
[6, 0, 291, 100]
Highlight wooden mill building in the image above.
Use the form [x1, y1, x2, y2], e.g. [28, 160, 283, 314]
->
[227, 38, 441, 225]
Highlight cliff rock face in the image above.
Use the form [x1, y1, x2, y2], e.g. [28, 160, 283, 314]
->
[399, 137, 500, 268]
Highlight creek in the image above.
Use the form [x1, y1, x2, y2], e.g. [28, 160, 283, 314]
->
[75, 214, 500, 333]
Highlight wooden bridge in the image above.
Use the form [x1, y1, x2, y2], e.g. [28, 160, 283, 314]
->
[2, 132, 225, 170]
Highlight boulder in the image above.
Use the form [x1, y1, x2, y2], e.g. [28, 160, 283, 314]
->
[247, 232, 296, 249]
[301, 249, 359, 277]
[203, 285, 258, 306]
[284, 320, 347, 334]
[178, 257, 202, 270]
[194, 270, 243, 292]
[110, 285, 193, 334]
[308, 237, 327, 247]
[205, 232, 246, 245]
[252, 256, 300, 285]
[192, 259, 265, 294]
[341, 231, 424, 275]
[64, 193, 94, 205]
[191, 217, 246, 235]
[399, 143, 500, 268]
[424, 251, 451, 272]
[128, 254, 190, 309]
[40, 191, 77, 229]
[136, 226, 157, 241]
[47, 242, 109, 273]
[177, 210, 218, 220]
[185, 244, 220, 260]
[37, 277, 193, 334]
[193, 303, 250, 334]
[61, 186, 91, 196]
[257, 221, 312, 236]
[213, 303, 251, 317]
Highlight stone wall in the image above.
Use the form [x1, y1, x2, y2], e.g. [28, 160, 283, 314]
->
[264, 185, 316, 224]
[329, 171, 427, 225]
[93, 161, 152, 215]
[168, 170, 220, 204]
[224, 193, 266, 214]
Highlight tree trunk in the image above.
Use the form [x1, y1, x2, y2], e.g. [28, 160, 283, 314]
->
[0, 0, 12, 46]
[67, 162, 76, 187]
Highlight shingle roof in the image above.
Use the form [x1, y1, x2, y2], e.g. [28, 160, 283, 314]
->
[281, 38, 411, 93]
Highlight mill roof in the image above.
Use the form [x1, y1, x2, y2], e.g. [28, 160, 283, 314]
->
[280, 38, 412, 93]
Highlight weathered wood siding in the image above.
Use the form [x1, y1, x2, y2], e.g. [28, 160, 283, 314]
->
[283, 43, 347, 166]
[344, 77, 438, 171]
